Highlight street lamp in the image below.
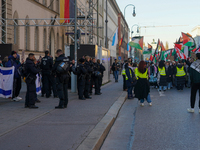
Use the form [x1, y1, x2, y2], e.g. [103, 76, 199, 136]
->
[123, 4, 136, 61]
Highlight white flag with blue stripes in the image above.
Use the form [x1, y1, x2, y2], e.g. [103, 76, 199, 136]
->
[112, 28, 118, 46]
[0, 66, 14, 98]
[35, 74, 41, 95]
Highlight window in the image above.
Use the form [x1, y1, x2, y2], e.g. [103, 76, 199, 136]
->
[25, 25, 30, 50]
[43, 28, 47, 51]
[49, 0, 54, 10]
[56, 0, 59, 13]
[35, 26, 39, 51]
[43, 0, 47, 6]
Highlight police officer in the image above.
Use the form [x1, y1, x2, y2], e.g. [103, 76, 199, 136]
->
[40, 51, 54, 98]
[77, 58, 87, 100]
[92, 58, 101, 95]
[97, 59, 105, 94]
[84, 56, 93, 99]
[25, 53, 40, 109]
[89, 58, 94, 95]
[53, 49, 70, 109]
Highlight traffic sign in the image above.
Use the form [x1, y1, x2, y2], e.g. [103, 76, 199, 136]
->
[118, 56, 121, 60]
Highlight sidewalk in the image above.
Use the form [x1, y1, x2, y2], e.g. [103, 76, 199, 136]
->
[0, 75, 125, 150]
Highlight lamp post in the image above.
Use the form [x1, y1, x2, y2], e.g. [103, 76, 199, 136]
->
[130, 24, 140, 60]
[123, 4, 136, 61]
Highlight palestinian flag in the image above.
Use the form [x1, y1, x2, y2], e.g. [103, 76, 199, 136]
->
[143, 43, 152, 54]
[160, 42, 166, 51]
[182, 32, 196, 50]
[175, 47, 186, 59]
[129, 36, 144, 50]
[161, 49, 171, 61]
[149, 54, 153, 61]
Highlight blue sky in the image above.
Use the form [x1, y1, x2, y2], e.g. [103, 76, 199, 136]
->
[116, 0, 200, 48]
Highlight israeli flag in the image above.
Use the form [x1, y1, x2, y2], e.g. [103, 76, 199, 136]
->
[112, 28, 118, 46]
[0, 66, 14, 98]
[35, 74, 41, 95]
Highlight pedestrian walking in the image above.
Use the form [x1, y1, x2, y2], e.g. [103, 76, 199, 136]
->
[158, 60, 167, 91]
[25, 53, 40, 108]
[187, 53, 200, 113]
[125, 63, 136, 99]
[53, 49, 71, 109]
[166, 61, 173, 90]
[134, 61, 152, 106]
[175, 61, 186, 91]
[112, 59, 120, 82]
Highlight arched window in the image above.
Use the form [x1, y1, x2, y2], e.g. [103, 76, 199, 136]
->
[25, 16, 30, 50]
[35, 26, 39, 51]
[57, 33, 59, 49]
[13, 11, 19, 46]
[43, 28, 47, 51]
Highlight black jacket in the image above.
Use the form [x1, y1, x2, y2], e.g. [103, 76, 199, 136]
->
[25, 58, 40, 80]
[40, 55, 53, 72]
[52, 54, 70, 77]
[84, 61, 93, 77]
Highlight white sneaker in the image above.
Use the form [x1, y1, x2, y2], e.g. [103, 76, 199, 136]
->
[12, 98, 20, 102]
[16, 96, 22, 100]
[140, 103, 144, 107]
[187, 108, 194, 113]
[149, 103, 152, 106]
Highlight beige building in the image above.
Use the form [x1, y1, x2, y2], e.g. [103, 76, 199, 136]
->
[0, 0, 64, 59]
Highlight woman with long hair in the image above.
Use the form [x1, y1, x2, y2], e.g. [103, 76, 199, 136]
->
[134, 61, 152, 106]
[158, 60, 167, 91]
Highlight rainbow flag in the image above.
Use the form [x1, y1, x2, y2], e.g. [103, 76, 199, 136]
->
[60, 0, 75, 23]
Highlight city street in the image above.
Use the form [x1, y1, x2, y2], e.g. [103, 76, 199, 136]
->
[102, 87, 200, 150]
[0, 76, 124, 150]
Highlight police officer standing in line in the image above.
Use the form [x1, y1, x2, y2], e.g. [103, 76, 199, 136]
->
[92, 58, 101, 95]
[77, 58, 87, 100]
[53, 49, 71, 109]
[40, 51, 54, 98]
[84, 56, 93, 99]
[25, 53, 40, 109]
[97, 59, 105, 94]
[89, 57, 94, 95]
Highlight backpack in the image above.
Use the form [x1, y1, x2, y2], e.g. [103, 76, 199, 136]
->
[18, 62, 28, 77]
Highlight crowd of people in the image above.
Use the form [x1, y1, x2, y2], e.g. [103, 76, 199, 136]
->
[120, 53, 200, 112]
[0, 50, 105, 109]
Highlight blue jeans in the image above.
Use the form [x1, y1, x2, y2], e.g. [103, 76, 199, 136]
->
[159, 86, 167, 91]
[140, 94, 152, 103]
[114, 71, 119, 81]
[127, 86, 133, 98]
[167, 82, 172, 89]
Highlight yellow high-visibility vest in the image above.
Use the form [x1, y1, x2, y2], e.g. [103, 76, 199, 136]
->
[135, 68, 148, 80]
[125, 69, 132, 80]
[122, 69, 126, 75]
[176, 66, 186, 77]
[158, 67, 166, 76]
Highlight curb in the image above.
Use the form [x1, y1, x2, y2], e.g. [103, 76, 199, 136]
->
[77, 92, 127, 150]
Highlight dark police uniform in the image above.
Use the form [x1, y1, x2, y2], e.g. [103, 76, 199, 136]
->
[25, 58, 40, 108]
[40, 55, 55, 98]
[53, 54, 70, 108]
[98, 63, 105, 93]
[84, 60, 93, 98]
[93, 62, 101, 95]
[77, 62, 87, 99]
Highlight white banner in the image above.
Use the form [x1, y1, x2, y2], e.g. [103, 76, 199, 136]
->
[0, 66, 14, 98]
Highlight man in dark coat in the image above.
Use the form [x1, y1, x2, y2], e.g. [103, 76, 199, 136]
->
[6, 51, 23, 101]
[187, 53, 200, 113]
[166, 62, 173, 89]
[52, 49, 71, 109]
[92, 58, 101, 95]
[77, 58, 87, 100]
[83, 56, 93, 99]
[25, 53, 40, 108]
[40, 51, 55, 98]
[112, 59, 120, 82]
[97, 59, 105, 94]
